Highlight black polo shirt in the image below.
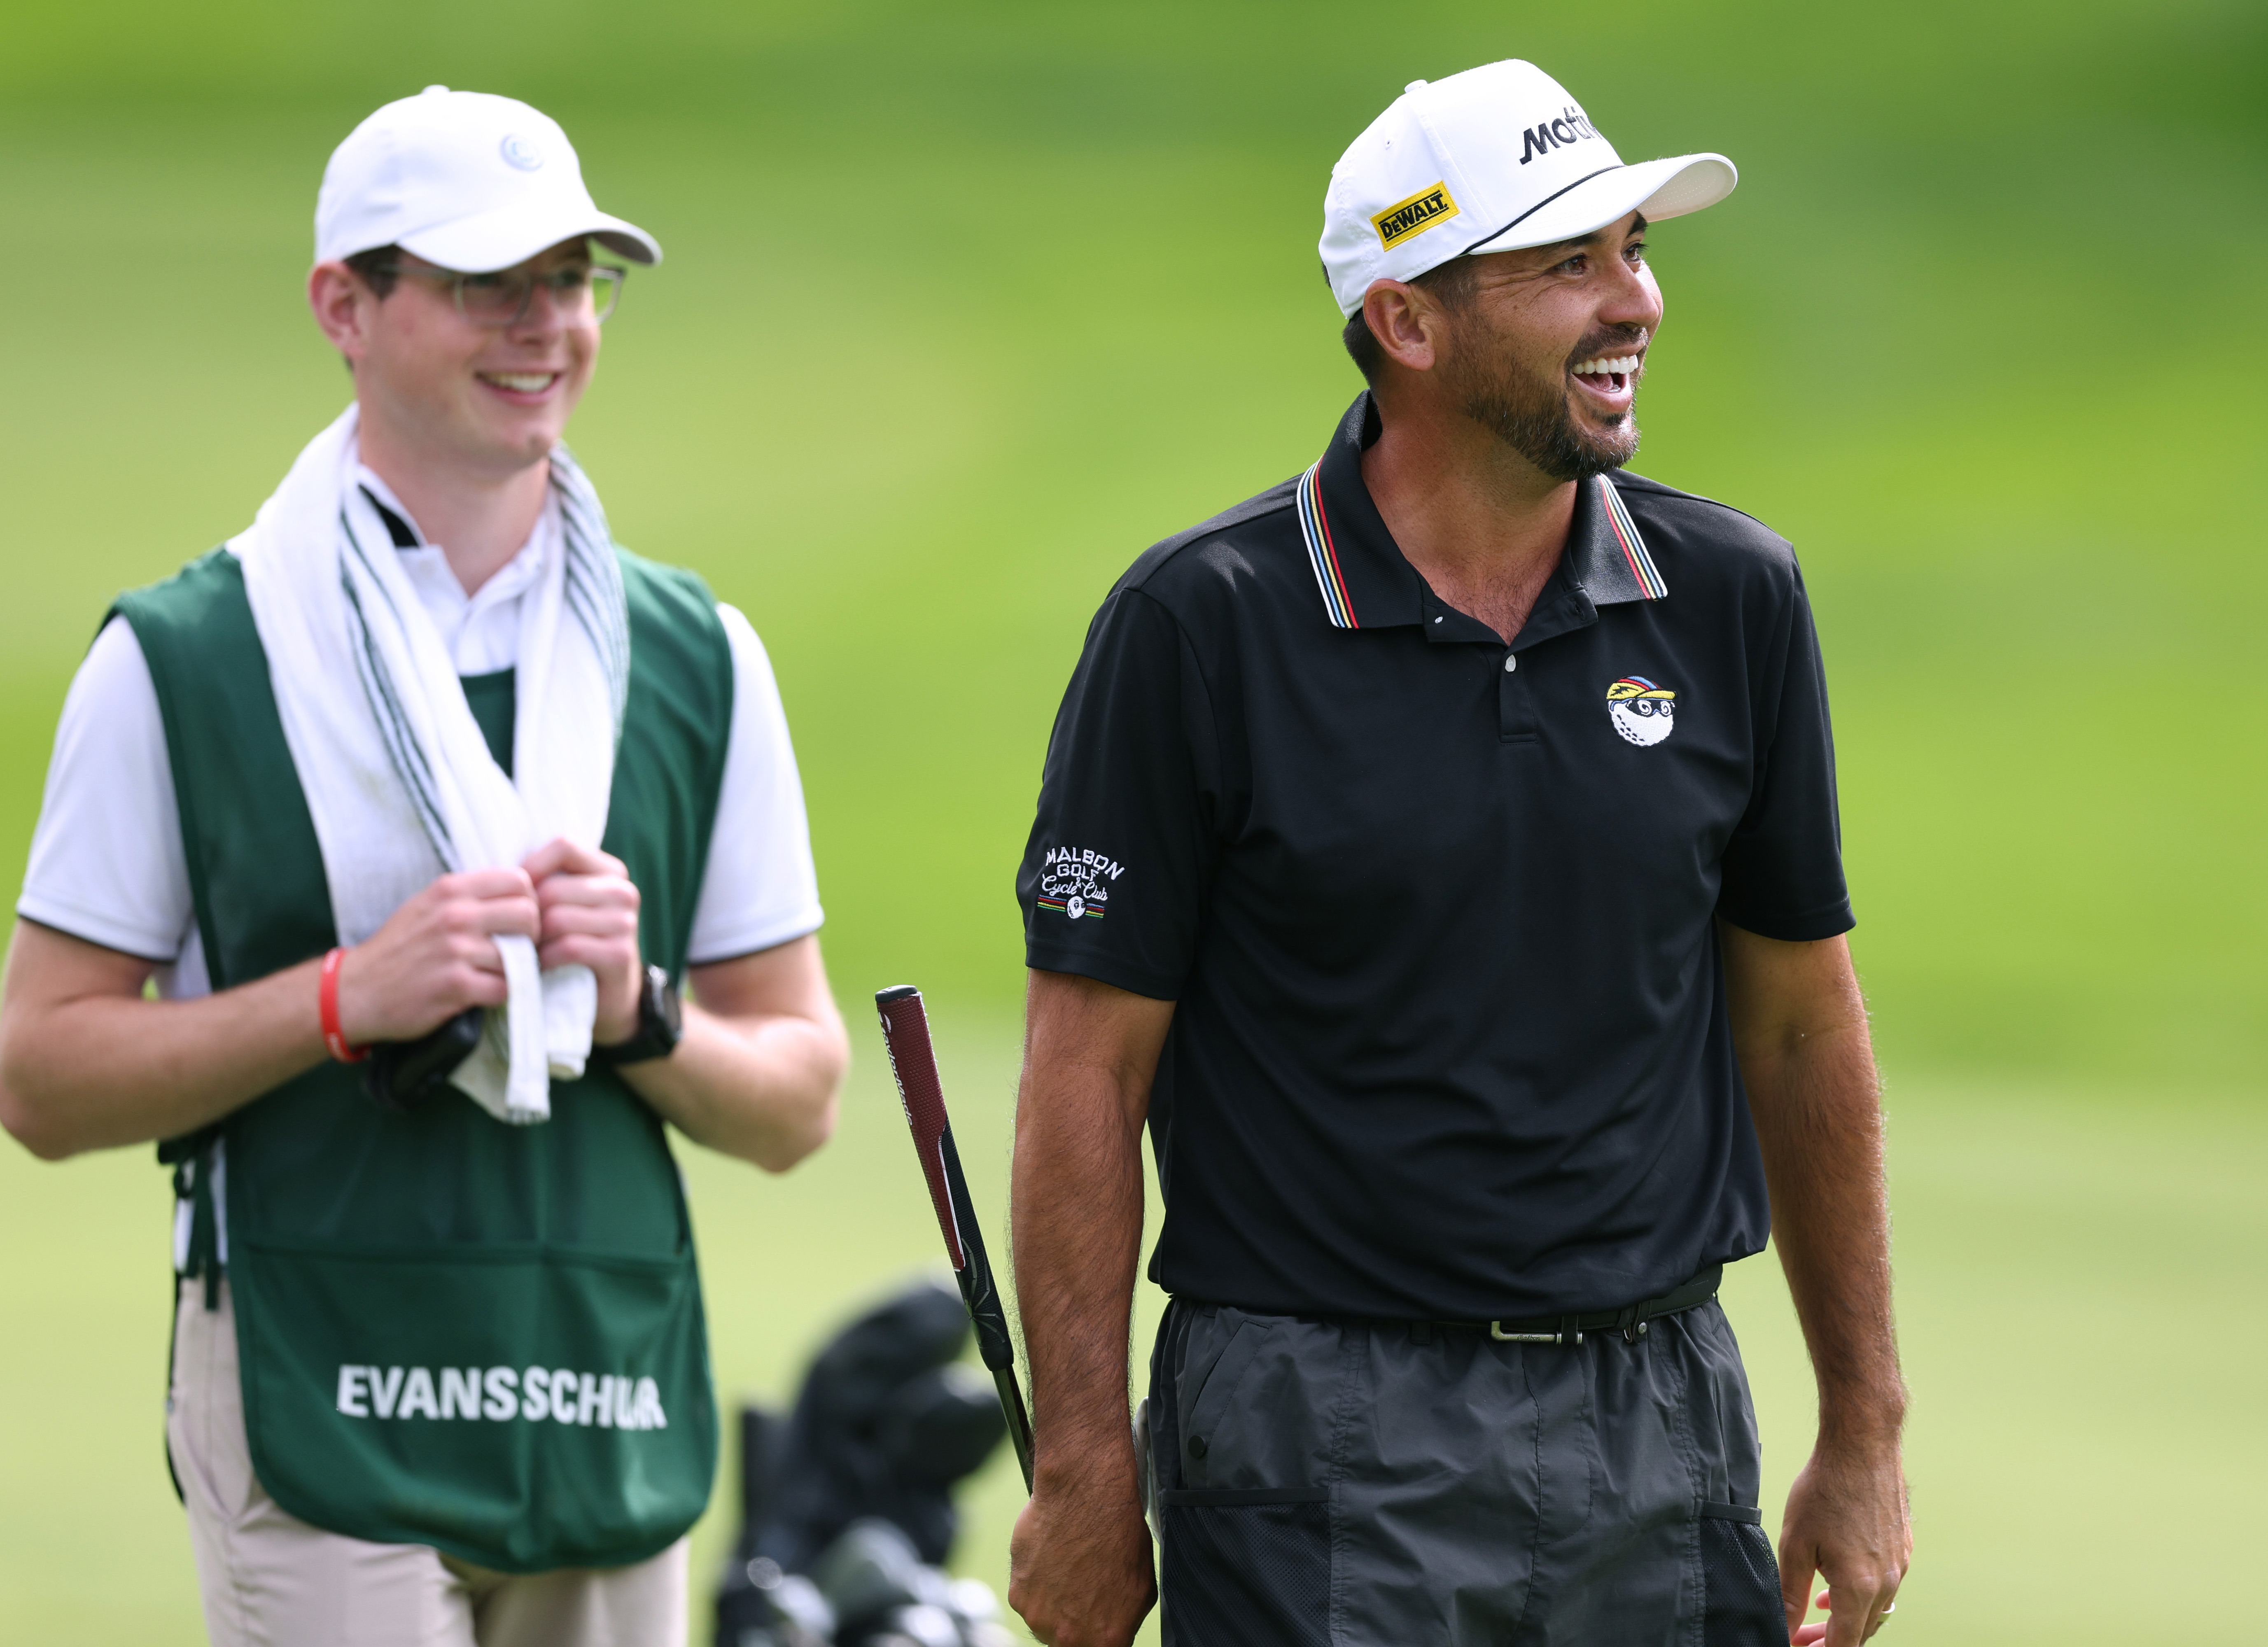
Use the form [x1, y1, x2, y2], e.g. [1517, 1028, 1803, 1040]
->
[1019, 393, 1853, 1319]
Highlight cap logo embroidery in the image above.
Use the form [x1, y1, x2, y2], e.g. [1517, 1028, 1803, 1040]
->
[499, 133, 545, 171]
[1371, 182, 1461, 250]
[1518, 106, 1600, 165]
[1605, 677, 1676, 746]
[1038, 846, 1122, 921]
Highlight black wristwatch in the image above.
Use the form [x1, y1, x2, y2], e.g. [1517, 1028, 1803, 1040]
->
[593, 965, 684, 1066]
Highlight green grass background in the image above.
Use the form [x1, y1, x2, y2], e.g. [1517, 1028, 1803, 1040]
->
[1, 0, 2262, 1640]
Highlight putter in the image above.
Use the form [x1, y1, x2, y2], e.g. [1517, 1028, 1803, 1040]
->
[874, 985, 1037, 1492]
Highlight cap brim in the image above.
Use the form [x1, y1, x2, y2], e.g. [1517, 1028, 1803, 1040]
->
[399, 200, 661, 272]
[1464, 152, 1736, 256]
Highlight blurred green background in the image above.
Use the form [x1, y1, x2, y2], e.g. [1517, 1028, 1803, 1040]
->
[1, 0, 2262, 1641]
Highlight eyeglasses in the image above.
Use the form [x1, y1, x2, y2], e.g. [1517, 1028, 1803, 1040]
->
[375, 260, 625, 327]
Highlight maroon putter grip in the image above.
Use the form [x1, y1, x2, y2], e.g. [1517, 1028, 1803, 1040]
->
[876, 987, 964, 1268]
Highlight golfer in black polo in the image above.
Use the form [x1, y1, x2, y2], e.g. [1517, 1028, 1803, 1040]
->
[1004, 60, 1910, 1647]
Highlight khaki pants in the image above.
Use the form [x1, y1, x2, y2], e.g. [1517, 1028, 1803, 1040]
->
[167, 1280, 689, 1647]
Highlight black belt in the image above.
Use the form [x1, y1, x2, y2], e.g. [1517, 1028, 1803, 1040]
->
[1421, 1265, 1723, 1347]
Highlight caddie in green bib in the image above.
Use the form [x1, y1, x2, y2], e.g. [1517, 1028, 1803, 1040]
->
[126, 546, 730, 1570]
[4, 86, 847, 1640]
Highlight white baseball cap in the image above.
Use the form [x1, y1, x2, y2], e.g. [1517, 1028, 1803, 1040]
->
[315, 86, 660, 273]
[1320, 61, 1734, 317]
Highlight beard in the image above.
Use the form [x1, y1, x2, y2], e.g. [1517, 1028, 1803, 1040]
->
[1444, 313, 1643, 482]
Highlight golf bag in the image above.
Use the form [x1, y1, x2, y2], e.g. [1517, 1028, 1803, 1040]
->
[713, 1279, 1015, 1647]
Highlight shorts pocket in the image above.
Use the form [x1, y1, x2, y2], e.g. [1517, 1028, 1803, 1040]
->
[1697, 1502, 1790, 1647]
[1160, 1487, 1330, 1647]
[1179, 1317, 1269, 1475]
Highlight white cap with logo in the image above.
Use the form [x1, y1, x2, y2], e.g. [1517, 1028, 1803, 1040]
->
[315, 86, 661, 273]
[1319, 61, 1734, 317]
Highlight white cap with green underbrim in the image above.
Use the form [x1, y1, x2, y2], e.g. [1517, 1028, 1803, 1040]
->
[315, 86, 660, 273]
[1320, 60, 1734, 318]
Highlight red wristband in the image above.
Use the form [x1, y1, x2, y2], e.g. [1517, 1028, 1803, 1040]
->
[320, 947, 367, 1063]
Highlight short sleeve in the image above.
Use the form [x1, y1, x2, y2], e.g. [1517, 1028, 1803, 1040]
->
[1715, 571, 1855, 942]
[1020, 587, 1219, 999]
[17, 617, 199, 966]
[684, 604, 825, 965]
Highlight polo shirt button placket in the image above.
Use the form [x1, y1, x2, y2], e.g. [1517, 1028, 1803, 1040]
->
[1500, 649, 1540, 745]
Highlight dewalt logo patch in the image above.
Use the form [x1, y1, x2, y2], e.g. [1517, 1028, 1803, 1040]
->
[1371, 182, 1461, 250]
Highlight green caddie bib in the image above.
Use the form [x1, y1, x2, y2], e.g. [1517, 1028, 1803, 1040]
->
[119, 546, 733, 1573]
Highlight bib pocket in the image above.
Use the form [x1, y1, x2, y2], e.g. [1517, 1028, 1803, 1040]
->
[1696, 1500, 1789, 1646]
[1160, 1486, 1331, 1647]
[230, 1237, 714, 1573]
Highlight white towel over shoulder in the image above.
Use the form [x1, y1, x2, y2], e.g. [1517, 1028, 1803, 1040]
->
[233, 404, 630, 1124]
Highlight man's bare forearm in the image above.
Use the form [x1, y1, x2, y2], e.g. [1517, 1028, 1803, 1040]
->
[1014, 1057, 1149, 1485]
[4, 868, 544, 1161]
[620, 1003, 843, 1171]
[0, 920, 327, 1159]
[1005, 970, 1170, 1647]
[1724, 926, 1911, 1643]
[616, 935, 847, 1173]
[1723, 926, 1904, 1437]
[1750, 1019, 1904, 1437]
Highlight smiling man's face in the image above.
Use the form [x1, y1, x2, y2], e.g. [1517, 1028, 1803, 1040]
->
[1434, 210, 1663, 481]
[350, 237, 602, 481]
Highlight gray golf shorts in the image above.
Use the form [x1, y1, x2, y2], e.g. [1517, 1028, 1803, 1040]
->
[1145, 1296, 1788, 1646]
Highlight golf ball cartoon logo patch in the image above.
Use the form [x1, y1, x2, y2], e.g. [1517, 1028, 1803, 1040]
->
[1036, 845, 1122, 920]
[1606, 676, 1676, 746]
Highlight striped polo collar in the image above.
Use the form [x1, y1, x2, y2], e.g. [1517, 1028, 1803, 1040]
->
[1295, 392, 1667, 631]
